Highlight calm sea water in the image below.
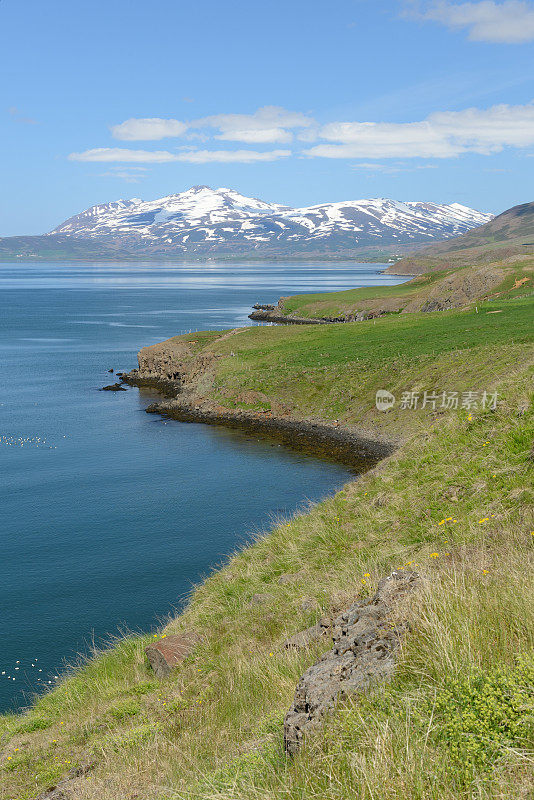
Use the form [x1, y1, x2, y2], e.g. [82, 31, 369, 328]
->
[0, 260, 405, 712]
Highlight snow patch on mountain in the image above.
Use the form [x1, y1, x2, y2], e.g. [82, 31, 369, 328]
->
[49, 185, 493, 254]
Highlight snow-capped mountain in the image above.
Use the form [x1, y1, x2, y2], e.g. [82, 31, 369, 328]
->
[48, 185, 493, 256]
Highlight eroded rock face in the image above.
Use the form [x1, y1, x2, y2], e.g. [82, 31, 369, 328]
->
[401, 266, 505, 313]
[136, 337, 193, 384]
[33, 763, 95, 799]
[284, 570, 420, 754]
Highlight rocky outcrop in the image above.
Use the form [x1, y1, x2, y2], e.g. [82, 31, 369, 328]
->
[284, 618, 331, 650]
[145, 631, 200, 678]
[284, 570, 420, 754]
[134, 337, 194, 385]
[249, 296, 350, 324]
[400, 266, 505, 313]
[100, 383, 126, 391]
[249, 309, 333, 324]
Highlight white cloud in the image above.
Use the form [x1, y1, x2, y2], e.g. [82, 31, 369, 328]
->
[414, 1, 534, 43]
[193, 106, 314, 143]
[173, 149, 291, 163]
[105, 165, 148, 171]
[99, 166, 148, 182]
[71, 102, 534, 169]
[351, 162, 438, 173]
[69, 148, 180, 163]
[310, 122, 459, 158]
[69, 147, 290, 164]
[351, 162, 405, 175]
[305, 102, 534, 159]
[8, 106, 37, 125]
[109, 107, 314, 144]
[99, 171, 145, 183]
[110, 118, 188, 141]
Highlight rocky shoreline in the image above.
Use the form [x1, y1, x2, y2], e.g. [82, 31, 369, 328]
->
[248, 301, 379, 325]
[118, 326, 398, 469]
[122, 370, 395, 467]
[248, 309, 333, 324]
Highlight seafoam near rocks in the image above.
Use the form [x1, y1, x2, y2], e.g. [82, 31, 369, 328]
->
[284, 570, 420, 754]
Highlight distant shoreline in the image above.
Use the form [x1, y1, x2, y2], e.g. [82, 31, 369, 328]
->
[0, 253, 395, 264]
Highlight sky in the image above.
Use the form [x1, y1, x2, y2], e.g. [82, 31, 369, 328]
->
[1, 0, 534, 235]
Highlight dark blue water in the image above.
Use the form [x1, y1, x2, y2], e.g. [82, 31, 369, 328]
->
[0, 261, 405, 712]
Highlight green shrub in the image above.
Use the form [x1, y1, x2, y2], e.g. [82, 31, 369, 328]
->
[108, 698, 140, 720]
[431, 654, 534, 782]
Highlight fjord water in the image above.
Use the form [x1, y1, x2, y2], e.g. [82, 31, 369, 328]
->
[0, 261, 404, 712]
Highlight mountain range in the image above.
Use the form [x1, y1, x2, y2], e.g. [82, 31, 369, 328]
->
[0, 186, 493, 260]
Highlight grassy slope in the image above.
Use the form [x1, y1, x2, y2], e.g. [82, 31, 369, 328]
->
[196, 294, 533, 443]
[274, 261, 532, 320]
[278, 268, 452, 316]
[1, 295, 533, 800]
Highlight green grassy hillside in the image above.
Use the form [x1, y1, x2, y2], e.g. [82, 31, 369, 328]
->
[257, 260, 532, 322]
[1, 293, 533, 800]
[163, 294, 534, 443]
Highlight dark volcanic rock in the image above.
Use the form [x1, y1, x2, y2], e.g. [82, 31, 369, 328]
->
[284, 570, 420, 754]
[101, 383, 126, 391]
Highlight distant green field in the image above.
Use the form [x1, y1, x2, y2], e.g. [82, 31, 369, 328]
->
[278, 261, 532, 319]
[279, 268, 453, 316]
[211, 294, 533, 369]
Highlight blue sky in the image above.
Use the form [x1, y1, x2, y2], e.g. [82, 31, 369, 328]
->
[1, 0, 534, 235]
